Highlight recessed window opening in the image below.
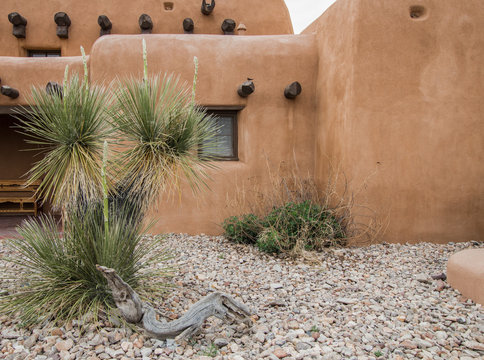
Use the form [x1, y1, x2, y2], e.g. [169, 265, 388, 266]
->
[409, 5, 427, 20]
[164, 2, 174, 11]
[200, 110, 238, 161]
[27, 49, 61, 57]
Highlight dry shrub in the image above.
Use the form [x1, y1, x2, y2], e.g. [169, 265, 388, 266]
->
[223, 156, 385, 258]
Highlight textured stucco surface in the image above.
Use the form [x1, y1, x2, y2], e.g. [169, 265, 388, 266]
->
[447, 249, 484, 305]
[0, 0, 482, 243]
[305, 0, 484, 243]
[0, 0, 293, 56]
[90, 34, 318, 235]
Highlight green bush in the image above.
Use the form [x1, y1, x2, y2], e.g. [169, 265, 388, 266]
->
[223, 200, 346, 254]
[256, 228, 283, 253]
[222, 213, 262, 244]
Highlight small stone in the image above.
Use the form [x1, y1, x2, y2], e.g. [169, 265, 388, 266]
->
[214, 338, 229, 348]
[336, 297, 358, 305]
[2, 331, 20, 339]
[24, 334, 38, 349]
[464, 341, 484, 351]
[55, 339, 74, 352]
[431, 273, 447, 281]
[435, 280, 446, 291]
[435, 331, 448, 340]
[140, 347, 152, 357]
[121, 341, 132, 352]
[254, 332, 265, 343]
[288, 320, 300, 329]
[311, 332, 320, 340]
[51, 328, 63, 337]
[268, 300, 287, 307]
[415, 273, 431, 284]
[271, 283, 283, 290]
[89, 334, 103, 346]
[296, 342, 312, 351]
[273, 265, 282, 272]
[133, 338, 144, 349]
[400, 340, 417, 349]
[415, 338, 433, 348]
[273, 348, 288, 359]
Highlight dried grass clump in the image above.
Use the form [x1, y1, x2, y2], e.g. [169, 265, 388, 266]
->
[223, 157, 385, 257]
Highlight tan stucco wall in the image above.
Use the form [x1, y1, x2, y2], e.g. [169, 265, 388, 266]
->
[89, 34, 318, 234]
[0, 0, 293, 57]
[306, 0, 484, 243]
[1, 0, 482, 243]
[0, 57, 83, 106]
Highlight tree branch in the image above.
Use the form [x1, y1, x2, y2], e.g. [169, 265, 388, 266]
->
[96, 265, 252, 341]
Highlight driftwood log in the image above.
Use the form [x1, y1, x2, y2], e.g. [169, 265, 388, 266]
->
[96, 265, 252, 341]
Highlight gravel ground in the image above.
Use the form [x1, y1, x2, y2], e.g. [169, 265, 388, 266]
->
[0, 235, 483, 360]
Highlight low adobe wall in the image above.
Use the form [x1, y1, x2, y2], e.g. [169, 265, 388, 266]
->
[307, 0, 484, 243]
[0, 56, 83, 106]
[90, 34, 318, 234]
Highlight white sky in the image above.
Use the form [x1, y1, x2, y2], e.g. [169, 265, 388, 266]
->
[284, 0, 338, 34]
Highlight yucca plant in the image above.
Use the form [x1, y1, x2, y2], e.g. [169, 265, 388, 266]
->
[15, 70, 112, 209]
[0, 41, 219, 326]
[111, 75, 218, 208]
[111, 54, 219, 211]
[1, 203, 172, 326]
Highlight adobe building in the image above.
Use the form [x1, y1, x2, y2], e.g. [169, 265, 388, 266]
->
[0, 0, 483, 245]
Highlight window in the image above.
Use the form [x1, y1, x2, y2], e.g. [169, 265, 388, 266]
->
[27, 50, 61, 57]
[202, 110, 238, 161]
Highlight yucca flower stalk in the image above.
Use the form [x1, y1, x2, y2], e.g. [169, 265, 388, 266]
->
[102, 140, 110, 241]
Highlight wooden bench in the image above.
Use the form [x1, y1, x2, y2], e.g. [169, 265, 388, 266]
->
[0, 180, 41, 216]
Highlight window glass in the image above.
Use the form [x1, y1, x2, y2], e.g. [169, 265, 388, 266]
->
[28, 50, 61, 57]
[201, 110, 238, 161]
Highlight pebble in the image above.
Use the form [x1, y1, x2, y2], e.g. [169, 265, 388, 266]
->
[0, 235, 482, 360]
[55, 339, 74, 352]
[214, 338, 229, 347]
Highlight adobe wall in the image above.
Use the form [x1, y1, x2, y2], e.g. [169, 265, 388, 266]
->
[89, 34, 318, 234]
[0, 57, 84, 106]
[307, 0, 484, 243]
[1, 0, 482, 242]
[0, 0, 293, 57]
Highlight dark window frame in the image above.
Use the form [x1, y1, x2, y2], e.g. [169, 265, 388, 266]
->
[202, 107, 242, 161]
[27, 49, 61, 57]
